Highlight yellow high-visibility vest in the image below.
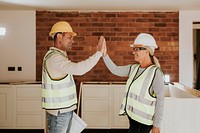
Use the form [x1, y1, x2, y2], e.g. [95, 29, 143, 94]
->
[119, 64, 158, 125]
[42, 49, 77, 110]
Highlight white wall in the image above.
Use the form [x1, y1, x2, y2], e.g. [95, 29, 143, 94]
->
[179, 11, 200, 88]
[0, 10, 36, 82]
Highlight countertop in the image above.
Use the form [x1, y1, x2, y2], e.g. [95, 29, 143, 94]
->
[0, 81, 42, 85]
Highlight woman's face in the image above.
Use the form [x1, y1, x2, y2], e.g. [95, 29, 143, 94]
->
[132, 47, 148, 63]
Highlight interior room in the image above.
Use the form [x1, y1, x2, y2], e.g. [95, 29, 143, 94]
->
[0, 0, 200, 133]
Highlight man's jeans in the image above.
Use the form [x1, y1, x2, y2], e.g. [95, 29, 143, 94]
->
[47, 111, 73, 133]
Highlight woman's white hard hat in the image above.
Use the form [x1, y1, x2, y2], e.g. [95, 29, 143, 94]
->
[130, 33, 158, 52]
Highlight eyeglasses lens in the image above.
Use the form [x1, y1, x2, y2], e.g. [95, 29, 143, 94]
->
[133, 47, 146, 51]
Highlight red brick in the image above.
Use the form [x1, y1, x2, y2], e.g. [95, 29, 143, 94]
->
[36, 11, 179, 85]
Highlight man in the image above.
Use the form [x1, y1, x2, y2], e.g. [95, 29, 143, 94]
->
[42, 21, 105, 133]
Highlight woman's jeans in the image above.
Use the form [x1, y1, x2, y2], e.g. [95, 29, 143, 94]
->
[46, 111, 73, 133]
[128, 117, 153, 133]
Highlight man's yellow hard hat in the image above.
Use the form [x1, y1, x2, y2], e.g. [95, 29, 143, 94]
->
[49, 21, 77, 38]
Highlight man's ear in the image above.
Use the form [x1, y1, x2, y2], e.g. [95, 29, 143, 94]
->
[57, 33, 62, 41]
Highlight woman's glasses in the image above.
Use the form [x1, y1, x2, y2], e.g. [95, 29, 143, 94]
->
[133, 47, 146, 51]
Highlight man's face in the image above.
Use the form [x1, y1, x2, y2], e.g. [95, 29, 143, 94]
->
[60, 32, 74, 50]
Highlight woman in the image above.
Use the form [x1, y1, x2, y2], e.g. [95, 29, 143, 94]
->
[103, 33, 165, 133]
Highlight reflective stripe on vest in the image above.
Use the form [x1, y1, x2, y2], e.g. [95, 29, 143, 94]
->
[42, 49, 77, 110]
[119, 64, 158, 125]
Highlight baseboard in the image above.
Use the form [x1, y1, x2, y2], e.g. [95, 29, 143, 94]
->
[82, 129, 128, 133]
[0, 129, 44, 133]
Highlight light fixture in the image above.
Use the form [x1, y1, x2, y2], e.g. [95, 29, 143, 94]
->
[0, 27, 6, 35]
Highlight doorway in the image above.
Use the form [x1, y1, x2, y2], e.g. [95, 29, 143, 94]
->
[193, 22, 200, 90]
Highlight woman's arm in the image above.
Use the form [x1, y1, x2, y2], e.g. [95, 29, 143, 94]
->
[103, 55, 131, 77]
[152, 69, 165, 128]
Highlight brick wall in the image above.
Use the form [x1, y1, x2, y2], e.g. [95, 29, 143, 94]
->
[36, 11, 179, 87]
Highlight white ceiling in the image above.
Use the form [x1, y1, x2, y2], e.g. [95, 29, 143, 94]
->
[0, 0, 200, 11]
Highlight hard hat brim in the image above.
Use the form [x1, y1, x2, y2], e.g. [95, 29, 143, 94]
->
[49, 31, 77, 38]
[130, 44, 143, 47]
[68, 32, 77, 37]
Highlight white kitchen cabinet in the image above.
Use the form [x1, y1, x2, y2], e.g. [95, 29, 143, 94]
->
[0, 85, 13, 127]
[15, 85, 45, 129]
[81, 82, 128, 129]
[112, 84, 129, 128]
[0, 84, 45, 130]
[81, 82, 200, 133]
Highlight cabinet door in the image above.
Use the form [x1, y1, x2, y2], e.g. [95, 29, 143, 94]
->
[113, 85, 129, 128]
[81, 84, 112, 129]
[15, 85, 45, 129]
[0, 85, 13, 127]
